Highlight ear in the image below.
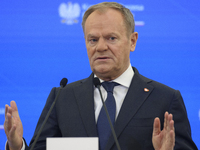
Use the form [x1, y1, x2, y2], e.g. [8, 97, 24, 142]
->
[130, 32, 138, 52]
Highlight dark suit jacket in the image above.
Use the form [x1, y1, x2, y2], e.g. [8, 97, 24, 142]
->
[26, 67, 197, 150]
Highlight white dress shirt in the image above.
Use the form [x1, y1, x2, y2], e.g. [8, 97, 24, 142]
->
[94, 64, 134, 122]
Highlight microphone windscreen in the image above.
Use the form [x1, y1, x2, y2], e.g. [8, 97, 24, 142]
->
[93, 77, 101, 87]
[60, 78, 68, 87]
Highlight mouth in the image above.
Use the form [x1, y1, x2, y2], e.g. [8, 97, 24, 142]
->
[96, 56, 110, 60]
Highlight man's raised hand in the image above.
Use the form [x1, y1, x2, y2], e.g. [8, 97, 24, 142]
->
[152, 112, 175, 150]
[4, 101, 23, 150]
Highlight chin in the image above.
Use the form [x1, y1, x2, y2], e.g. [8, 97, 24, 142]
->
[93, 65, 111, 73]
[94, 69, 114, 80]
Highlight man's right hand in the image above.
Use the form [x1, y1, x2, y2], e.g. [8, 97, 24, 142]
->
[4, 101, 23, 150]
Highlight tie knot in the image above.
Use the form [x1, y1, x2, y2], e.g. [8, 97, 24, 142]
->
[102, 81, 119, 93]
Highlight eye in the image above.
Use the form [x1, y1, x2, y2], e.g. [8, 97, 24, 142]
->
[89, 38, 97, 43]
[107, 36, 117, 43]
[90, 39, 97, 42]
[88, 38, 98, 46]
[109, 37, 116, 40]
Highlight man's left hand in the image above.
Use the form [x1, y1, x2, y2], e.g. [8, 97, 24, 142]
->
[152, 111, 175, 150]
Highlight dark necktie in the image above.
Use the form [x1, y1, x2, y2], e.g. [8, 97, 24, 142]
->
[97, 81, 119, 150]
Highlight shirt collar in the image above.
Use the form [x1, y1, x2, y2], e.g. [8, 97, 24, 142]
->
[94, 64, 134, 88]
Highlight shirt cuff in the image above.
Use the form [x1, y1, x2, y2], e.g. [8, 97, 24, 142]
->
[5, 139, 25, 150]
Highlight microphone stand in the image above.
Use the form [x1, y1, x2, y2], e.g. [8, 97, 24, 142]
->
[30, 78, 67, 150]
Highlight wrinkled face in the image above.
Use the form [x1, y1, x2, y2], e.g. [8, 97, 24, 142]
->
[84, 8, 138, 81]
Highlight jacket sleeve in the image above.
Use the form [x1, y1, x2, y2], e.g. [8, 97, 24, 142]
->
[169, 90, 198, 150]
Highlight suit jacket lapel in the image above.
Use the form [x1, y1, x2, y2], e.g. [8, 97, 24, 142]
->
[73, 73, 98, 137]
[106, 67, 154, 150]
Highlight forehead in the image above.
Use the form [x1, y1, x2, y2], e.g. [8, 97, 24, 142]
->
[84, 8, 126, 35]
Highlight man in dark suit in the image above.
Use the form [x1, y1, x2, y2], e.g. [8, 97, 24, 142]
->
[4, 2, 197, 150]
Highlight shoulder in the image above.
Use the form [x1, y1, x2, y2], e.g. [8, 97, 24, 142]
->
[134, 67, 175, 90]
[56, 73, 94, 95]
[133, 67, 180, 98]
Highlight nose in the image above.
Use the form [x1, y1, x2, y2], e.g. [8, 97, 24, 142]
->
[95, 38, 108, 52]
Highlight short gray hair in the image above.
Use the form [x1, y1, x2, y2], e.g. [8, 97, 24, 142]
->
[82, 2, 135, 36]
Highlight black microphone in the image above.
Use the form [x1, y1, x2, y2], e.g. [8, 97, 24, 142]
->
[60, 78, 68, 87]
[93, 77, 121, 150]
[30, 78, 68, 150]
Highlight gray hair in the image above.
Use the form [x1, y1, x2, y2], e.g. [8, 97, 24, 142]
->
[82, 2, 135, 36]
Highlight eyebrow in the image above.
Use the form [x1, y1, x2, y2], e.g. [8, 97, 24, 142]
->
[87, 34, 97, 38]
[87, 32, 118, 38]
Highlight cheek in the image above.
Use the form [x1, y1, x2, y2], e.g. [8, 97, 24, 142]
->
[114, 47, 127, 57]
[117, 48, 130, 63]
[87, 48, 94, 63]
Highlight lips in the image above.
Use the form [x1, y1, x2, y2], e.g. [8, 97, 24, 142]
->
[95, 56, 110, 61]
[97, 57, 109, 59]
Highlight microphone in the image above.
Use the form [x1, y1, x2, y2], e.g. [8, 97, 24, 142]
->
[30, 78, 68, 150]
[93, 77, 121, 150]
[60, 78, 68, 87]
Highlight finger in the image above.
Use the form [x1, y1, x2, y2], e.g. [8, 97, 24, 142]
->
[169, 121, 175, 147]
[4, 113, 12, 136]
[6, 110, 13, 133]
[5, 106, 13, 129]
[10, 101, 18, 111]
[167, 113, 173, 131]
[4, 105, 9, 128]
[153, 117, 161, 135]
[169, 116, 175, 132]
[168, 113, 172, 121]
[5, 104, 9, 118]
[170, 119, 174, 130]
[164, 112, 167, 129]
[164, 111, 170, 130]
[10, 101, 18, 113]
[169, 130, 175, 146]
[167, 114, 175, 145]
[171, 120, 175, 141]
[10, 101, 20, 118]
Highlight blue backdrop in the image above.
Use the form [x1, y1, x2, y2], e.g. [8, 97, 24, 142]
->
[0, 0, 200, 149]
